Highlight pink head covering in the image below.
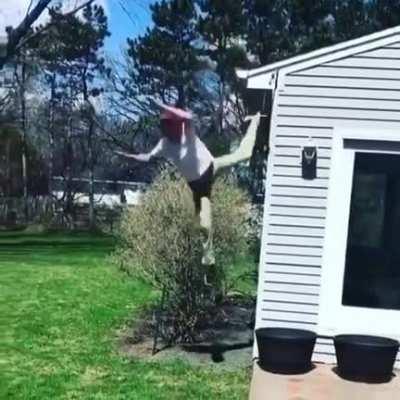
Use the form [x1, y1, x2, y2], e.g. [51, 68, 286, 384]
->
[155, 100, 193, 121]
[155, 101, 193, 138]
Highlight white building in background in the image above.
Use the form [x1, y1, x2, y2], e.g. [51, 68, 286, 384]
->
[238, 25, 400, 368]
[52, 190, 143, 207]
[0, 36, 14, 98]
[51, 177, 148, 207]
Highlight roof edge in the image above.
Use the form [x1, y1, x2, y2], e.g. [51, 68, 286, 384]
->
[236, 25, 400, 80]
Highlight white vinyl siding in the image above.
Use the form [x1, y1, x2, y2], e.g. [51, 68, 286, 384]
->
[257, 40, 400, 369]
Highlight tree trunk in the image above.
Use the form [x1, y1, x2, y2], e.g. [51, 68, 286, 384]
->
[81, 63, 96, 231]
[19, 55, 29, 221]
[64, 116, 75, 229]
[48, 73, 56, 197]
[177, 85, 186, 108]
[5, 139, 11, 196]
[88, 116, 95, 230]
[218, 80, 224, 136]
[217, 44, 226, 137]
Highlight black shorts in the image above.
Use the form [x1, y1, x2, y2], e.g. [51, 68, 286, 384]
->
[188, 163, 214, 210]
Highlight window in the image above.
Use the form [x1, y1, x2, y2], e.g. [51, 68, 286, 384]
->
[342, 152, 400, 310]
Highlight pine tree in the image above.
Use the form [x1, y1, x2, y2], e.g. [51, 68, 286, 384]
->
[12, 39, 41, 220]
[245, 0, 335, 65]
[126, 0, 200, 107]
[370, 0, 400, 30]
[246, 0, 400, 66]
[197, 0, 249, 136]
[74, 4, 109, 230]
[31, 3, 109, 229]
[30, 5, 67, 200]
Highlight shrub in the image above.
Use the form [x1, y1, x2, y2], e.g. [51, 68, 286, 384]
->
[112, 168, 251, 343]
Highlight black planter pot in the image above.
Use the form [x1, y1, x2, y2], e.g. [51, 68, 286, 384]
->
[256, 328, 317, 374]
[334, 334, 399, 382]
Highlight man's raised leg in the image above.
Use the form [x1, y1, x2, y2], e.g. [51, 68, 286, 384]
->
[214, 112, 261, 172]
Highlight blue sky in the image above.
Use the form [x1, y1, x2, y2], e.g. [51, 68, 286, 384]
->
[105, 0, 155, 60]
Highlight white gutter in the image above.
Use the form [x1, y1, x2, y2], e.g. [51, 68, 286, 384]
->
[236, 67, 277, 90]
[235, 68, 249, 80]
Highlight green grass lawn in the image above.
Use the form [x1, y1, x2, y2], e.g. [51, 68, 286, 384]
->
[0, 232, 251, 399]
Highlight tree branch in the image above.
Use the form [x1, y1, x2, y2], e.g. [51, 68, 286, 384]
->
[1, 0, 52, 69]
[0, 0, 95, 69]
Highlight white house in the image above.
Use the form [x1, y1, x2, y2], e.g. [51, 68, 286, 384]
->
[238, 25, 400, 368]
[0, 36, 14, 95]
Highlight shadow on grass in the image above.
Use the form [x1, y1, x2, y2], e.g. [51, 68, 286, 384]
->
[182, 340, 253, 363]
[0, 231, 116, 264]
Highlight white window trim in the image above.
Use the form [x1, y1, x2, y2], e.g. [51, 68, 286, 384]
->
[318, 125, 400, 340]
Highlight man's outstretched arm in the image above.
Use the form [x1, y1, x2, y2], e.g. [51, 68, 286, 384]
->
[115, 151, 152, 162]
[115, 139, 165, 163]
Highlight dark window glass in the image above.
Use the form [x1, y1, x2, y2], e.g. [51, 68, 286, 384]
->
[342, 152, 400, 310]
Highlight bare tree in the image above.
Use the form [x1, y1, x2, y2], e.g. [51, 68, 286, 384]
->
[16, 53, 28, 219]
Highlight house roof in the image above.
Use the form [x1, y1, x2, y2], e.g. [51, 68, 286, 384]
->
[236, 25, 400, 89]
